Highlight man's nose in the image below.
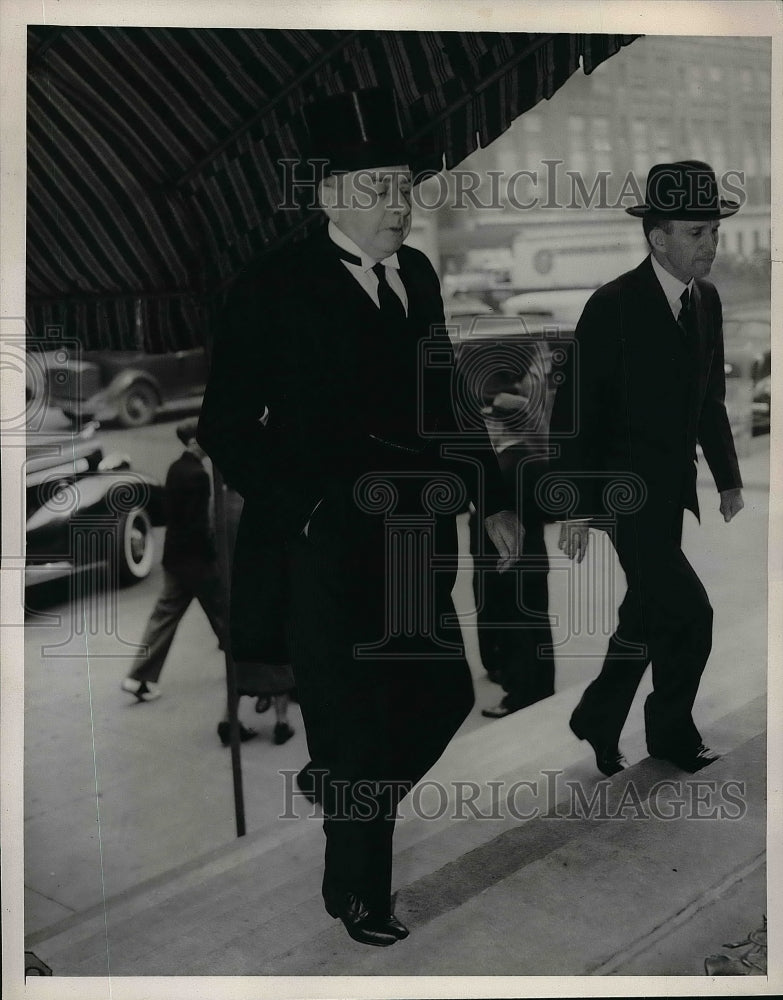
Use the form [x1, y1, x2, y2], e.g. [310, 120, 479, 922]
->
[387, 186, 411, 215]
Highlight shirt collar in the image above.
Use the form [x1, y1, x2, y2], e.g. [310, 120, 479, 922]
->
[650, 253, 693, 308]
[328, 221, 400, 271]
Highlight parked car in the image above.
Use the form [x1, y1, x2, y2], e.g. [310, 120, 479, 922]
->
[39, 347, 208, 428]
[25, 421, 164, 588]
[723, 307, 771, 436]
[499, 287, 596, 325]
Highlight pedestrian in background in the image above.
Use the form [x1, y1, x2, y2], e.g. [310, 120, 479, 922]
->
[219, 486, 296, 747]
[471, 348, 556, 718]
[121, 420, 258, 742]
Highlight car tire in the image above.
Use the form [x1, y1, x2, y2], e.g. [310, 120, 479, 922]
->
[116, 382, 159, 428]
[116, 507, 155, 584]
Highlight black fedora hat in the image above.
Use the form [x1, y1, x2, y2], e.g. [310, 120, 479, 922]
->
[626, 160, 739, 219]
[300, 87, 410, 176]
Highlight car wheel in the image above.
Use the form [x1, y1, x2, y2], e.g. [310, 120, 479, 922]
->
[116, 507, 155, 583]
[117, 382, 159, 428]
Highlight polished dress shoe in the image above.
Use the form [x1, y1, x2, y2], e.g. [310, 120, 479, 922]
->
[217, 721, 258, 747]
[324, 893, 398, 947]
[481, 700, 519, 719]
[569, 717, 627, 776]
[379, 913, 409, 940]
[651, 743, 720, 773]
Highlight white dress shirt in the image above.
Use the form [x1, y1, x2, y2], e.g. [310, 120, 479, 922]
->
[328, 221, 408, 316]
[650, 253, 694, 321]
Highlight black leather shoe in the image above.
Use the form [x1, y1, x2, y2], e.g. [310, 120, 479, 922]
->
[651, 743, 720, 773]
[569, 717, 627, 776]
[325, 893, 398, 947]
[379, 913, 409, 940]
[217, 721, 258, 747]
[481, 700, 519, 719]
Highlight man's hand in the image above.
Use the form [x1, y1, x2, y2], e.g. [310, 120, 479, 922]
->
[558, 520, 590, 563]
[485, 510, 525, 573]
[719, 488, 744, 523]
[482, 390, 531, 415]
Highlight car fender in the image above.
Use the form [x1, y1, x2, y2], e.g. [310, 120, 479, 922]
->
[26, 472, 160, 533]
[99, 368, 162, 405]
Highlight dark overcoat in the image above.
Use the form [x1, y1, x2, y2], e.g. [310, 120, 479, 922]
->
[198, 224, 506, 663]
[161, 450, 217, 581]
[549, 255, 742, 526]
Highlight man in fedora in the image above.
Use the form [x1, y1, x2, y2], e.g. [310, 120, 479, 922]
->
[550, 160, 744, 777]
[198, 87, 521, 946]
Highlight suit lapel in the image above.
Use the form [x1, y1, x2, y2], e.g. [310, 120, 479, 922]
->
[689, 281, 711, 383]
[633, 257, 684, 339]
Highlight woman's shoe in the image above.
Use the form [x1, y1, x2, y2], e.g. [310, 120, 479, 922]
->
[273, 721, 295, 745]
[217, 721, 258, 747]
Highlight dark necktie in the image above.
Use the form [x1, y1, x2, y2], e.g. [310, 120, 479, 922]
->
[678, 287, 696, 337]
[372, 262, 406, 322]
[334, 245, 406, 321]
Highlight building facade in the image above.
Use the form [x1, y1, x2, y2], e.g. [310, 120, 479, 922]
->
[419, 35, 771, 294]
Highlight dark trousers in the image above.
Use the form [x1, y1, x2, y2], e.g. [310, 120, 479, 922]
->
[288, 483, 474, 914]
[472, 444, 555, 708]
[572, 507, 713, 753]
[129, 568, 225, 683]
[472, 511, 555, 707]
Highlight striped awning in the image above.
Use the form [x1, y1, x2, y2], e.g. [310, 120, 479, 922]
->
[27, 26, 637, 350]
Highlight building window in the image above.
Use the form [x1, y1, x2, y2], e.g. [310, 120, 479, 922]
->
[689, 122, 709, 165]
[744, 124, 759, 178]
[593, 116, 612, 173]
[568, 115, 589, 174]
[711, 126, 726, 173]
[631, 119, 648, 176]
[654, 120, 672, 163]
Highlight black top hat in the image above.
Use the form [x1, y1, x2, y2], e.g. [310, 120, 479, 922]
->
[625, 160, 739, 219]
[176, 419, 199, 446]
[300, 87, 410, 175]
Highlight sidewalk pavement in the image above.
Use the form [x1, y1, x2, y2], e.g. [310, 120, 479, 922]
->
[22, 437, 770, 980]
[25, 694, 767, 978]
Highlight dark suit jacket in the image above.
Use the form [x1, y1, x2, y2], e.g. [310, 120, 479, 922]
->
[161, 451, 217, 580]
[198, 224, 506, 661]
[549, 255, 742, 526]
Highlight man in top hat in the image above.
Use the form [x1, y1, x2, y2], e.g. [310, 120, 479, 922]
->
[549, 160, 744, 777]
[198, 87, 521, 946]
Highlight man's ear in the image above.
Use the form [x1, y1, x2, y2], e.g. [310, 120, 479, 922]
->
[648, 225, 667, 253]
